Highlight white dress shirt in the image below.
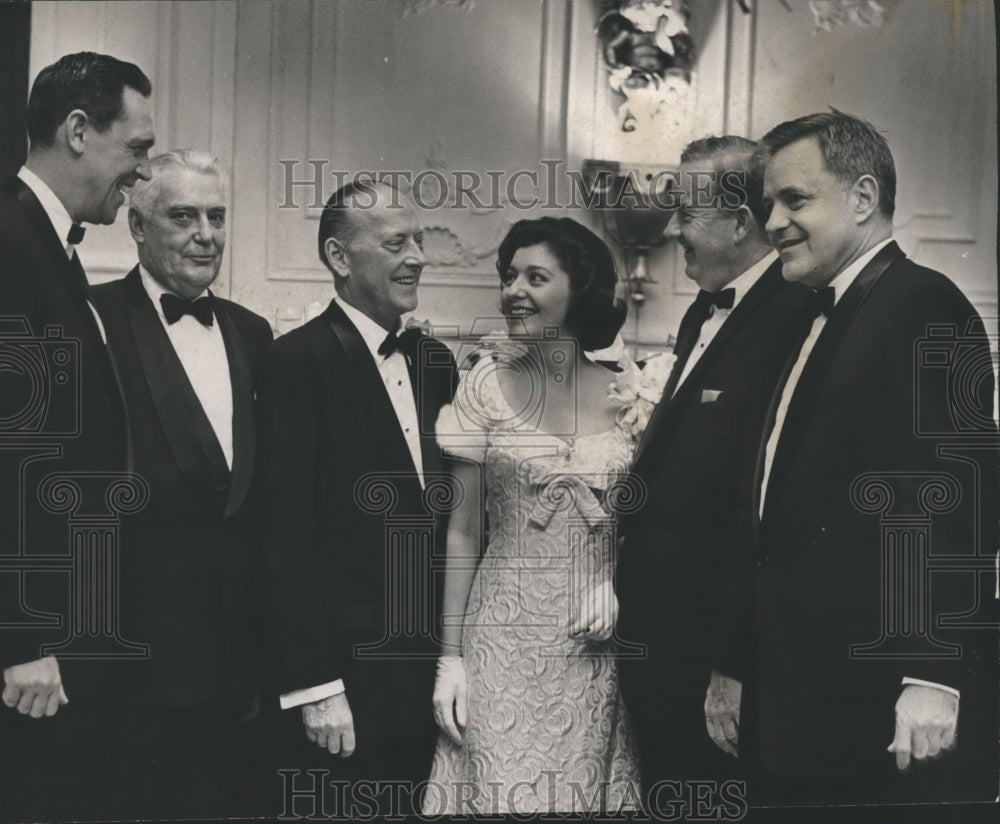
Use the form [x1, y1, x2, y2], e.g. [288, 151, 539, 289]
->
[138, 265, 234, 469]
[758, 238, 959, 699]
[17, 166, 107, 342]
[335, 297, 425, 488]
[759, 240, 891, 514]
[279, 296, 424, 711]
[673, 250, 779, 395]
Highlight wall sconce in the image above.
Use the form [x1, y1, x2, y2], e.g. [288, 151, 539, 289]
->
[581, 159, 675, 306]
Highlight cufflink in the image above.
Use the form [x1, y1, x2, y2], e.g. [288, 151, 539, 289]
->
[701, 389, 723, 403]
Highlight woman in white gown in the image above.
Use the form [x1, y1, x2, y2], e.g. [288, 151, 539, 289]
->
[423, 217, 672, 815]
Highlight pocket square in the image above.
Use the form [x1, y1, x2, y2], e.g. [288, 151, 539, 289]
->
[701, 389, 723, 403]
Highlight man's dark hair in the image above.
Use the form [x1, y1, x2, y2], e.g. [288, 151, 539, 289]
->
[317, 179, 395, 273]
[680, 135, 766, 226]
[496, 217, 627, 352]
[27, 52, 151, 147]
[756, 109, 896, 218]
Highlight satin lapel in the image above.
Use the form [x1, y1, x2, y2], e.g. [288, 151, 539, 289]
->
[2, 176, 105, 346]
[218, 307, 254, 518]
[676, 262, 783, 402]
[661, 302, 703, 401]
[124, 271, 230, 509]
[325, 303, 419, 482]
[633, 264, 783, 470]
[631, 300, 703, 467]
[407, 336, 442, 481]
[761, 242, 904, 522]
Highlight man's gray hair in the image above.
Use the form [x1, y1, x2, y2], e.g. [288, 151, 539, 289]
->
[129, 149, 229, 217]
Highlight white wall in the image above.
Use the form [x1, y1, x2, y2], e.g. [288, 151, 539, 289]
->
[29, 0, 997, 346]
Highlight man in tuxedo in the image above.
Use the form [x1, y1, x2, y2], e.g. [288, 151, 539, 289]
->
[90, 149, 272, 818]
[256, 180, 457, 816]
[616, 136, 807, 801]
[0, 51, 154, 821]
[706, 111, 998, 804]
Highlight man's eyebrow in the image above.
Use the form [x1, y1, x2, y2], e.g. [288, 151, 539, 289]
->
[776, 185, 807, 198]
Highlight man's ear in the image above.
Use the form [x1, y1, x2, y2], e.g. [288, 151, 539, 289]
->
[732, 205, 754, 244]
[851, 175, 880, 223]
[64, 110, 89, 156]
[324, 236, 350, 278]
[127, 207, 144, 243]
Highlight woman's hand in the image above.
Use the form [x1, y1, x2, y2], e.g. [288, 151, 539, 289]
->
[432, 655, 468, 745]
[570, 580, 618, 641]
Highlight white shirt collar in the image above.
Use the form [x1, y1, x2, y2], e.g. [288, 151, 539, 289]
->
[826, 238, 894, 305]
[18, 166, 75, 257]
[334, 295, 398, 360]
[138, 264, 211, 322]
[726, 249, 779, 307]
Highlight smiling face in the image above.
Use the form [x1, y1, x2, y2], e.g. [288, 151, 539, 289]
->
[132, 167, 226, 300]
[334, 186, 426, 330]
[500, 243, 573, 339]
[79, 87, 155, 225]
[762, 136, 868, 288]
[663, 164, 742, 291]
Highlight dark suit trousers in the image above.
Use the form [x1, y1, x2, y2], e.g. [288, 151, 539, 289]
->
[258, 705, 437, 819]
[0, 695, 105, 823]
[91, 698, 265, 820]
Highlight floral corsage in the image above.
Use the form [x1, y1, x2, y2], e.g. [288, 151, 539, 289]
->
[608, 351, 675, 442]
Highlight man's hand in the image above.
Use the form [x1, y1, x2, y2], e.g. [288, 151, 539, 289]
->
[432, 656, 468, 745]
[2, 656, 68, 718]
[887, 684, 958, 771]
[302, 692, 355, 757]
[570, 580, 617, 642]
[705, 669, 741, 757]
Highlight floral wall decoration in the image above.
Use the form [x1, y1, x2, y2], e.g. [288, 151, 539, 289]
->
[597, 1, 693, 136]
[401, 0, 475, 16]
[806, 0, 896, 32]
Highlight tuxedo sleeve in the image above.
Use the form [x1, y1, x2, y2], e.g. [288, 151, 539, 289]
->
[880, 277, 999, 695]
[255, 341, 348, 694]
[0, 240, 43, 669]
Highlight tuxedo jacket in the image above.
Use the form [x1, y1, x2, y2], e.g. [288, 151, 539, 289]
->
[91, 267, 272, 714]
[0, 176, 127, 690]
[255, 300, 457, 742]
[616, 262, 809, 729]
[733, 243, 999, 783]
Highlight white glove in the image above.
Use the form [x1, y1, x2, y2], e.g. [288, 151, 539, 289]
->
[432, 655, 468, 745]
[569, 580, 618, 641]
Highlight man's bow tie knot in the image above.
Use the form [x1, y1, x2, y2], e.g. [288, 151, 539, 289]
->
[66, 224, 85, 245]
[378, 327, 423, 359]
[160, 293, 215, 326]
[695, 288, 735, 316]
[805, 286, 836, 319]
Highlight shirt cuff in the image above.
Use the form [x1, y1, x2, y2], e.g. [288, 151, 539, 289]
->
[279, 678, 345, 710]
[901, 677, 960, 700]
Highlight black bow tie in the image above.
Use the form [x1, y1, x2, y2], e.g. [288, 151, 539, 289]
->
[378, 326, 422, 359]
[160, 293, 215, 326]
[805, 286, 836, 319]
[67, 224, 85, 245]
[695, 288, 735, 315]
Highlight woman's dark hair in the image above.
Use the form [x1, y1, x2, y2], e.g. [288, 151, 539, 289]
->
[496, 217, 627, 351]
